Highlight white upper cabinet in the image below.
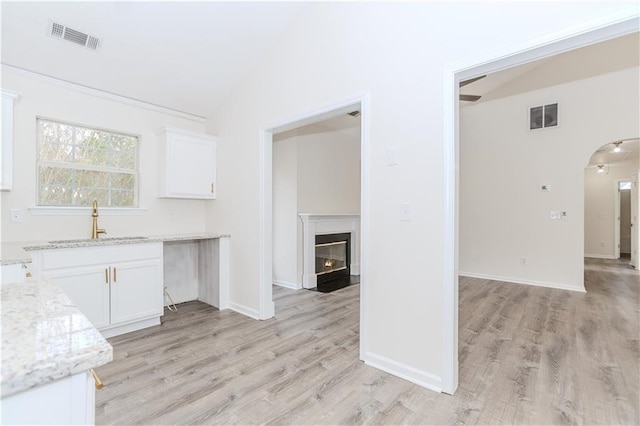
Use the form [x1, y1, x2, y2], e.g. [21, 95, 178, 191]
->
[1, 91, 19, 191]
[159, 127, 217, 199]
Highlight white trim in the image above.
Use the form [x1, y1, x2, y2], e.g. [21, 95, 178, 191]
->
[584, 254, 617, 259]
[29, 206, 147, 216]
[442, 57, 458, 396]
[459, 271, 586, 293]
[362, 351, 442, 393]
[259, 92, 369, 358]
[100, 317, 160, 338]
[2, 64, 207, 123]
[445, 12, 639, 397]
[358, 94, 370, 363]
[259, 129, 276, 320]
[273, 280, 300, 290]
[1, 91, 19, 191]
[228, 301, 261, 320]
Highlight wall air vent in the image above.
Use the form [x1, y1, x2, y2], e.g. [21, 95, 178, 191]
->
[50, 21, 100, 51]
[529, 103, 558, 130]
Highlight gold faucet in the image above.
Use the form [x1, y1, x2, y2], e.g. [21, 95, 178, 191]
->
[91, 199, 107, 239]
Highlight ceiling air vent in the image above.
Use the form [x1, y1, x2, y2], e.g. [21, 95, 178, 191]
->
[50, 21, 100, 51]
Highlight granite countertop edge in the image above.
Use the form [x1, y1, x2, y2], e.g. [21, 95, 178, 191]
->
[1, 233, 231, 265]
[1, 281, 114, 398]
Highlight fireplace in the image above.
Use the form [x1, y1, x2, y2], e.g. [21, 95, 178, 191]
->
[315, 233, 350, 292]
[298, 213, 360, 291]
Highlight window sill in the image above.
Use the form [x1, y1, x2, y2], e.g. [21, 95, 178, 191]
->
[29, 206, 147, 216]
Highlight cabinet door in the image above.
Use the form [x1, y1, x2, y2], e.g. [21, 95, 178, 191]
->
[162, 128, 216, 199]
[110, 258, 163, 325]
[1, 91, 18, 191]
[42, 266, 110, 329]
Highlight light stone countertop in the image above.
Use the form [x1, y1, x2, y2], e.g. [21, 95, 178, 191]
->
[1, 280, 113, 398]
[1, 232, 230, 265]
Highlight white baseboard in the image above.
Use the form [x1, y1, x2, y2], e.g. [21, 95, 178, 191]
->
[459, 271, 585, 293]
[584, 254, 617, 259]
[228, 301, 261, 320]
[362, 351, 442, 393]
[273, 279, 300, 290]
[101, 317, 160, 338]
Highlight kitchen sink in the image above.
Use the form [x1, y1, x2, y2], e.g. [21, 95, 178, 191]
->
[48, 236, 149, 244]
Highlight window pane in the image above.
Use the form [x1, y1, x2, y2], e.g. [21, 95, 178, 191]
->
[40, 142, 74, 163]
[110, 150, 136, 169]
[75, 146, 109, 167]
[111, 173, 135, 189]
[110, 190, 135, 207]
[39, 166, 73, 187]
[76, 170, 109, 188]
[40, 184, 73, 206]
[620, 182, 632, 190]
[75, 187, 109, 207]
[41, 121, 73, 145]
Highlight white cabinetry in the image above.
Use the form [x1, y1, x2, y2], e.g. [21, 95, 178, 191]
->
[1, 90, 19, 191]
[34, 243, 163, 338]
[1, 371, 94, 425]
[0, 263, 28, 285]
[160, 127, 217, 199]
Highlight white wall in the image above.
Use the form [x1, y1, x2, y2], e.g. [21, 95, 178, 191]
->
[1, 69, 210, 242]
[460, 67, 639, 292]
[585, 159, 638, 258]
[204, 2, 639, 391]
[296, 124, 361, 214]
[272, 133, 299, 288]
[272, 123, 360, 288]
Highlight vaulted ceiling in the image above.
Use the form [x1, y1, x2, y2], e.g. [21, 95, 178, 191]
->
[460, 32, 639, 104]
[1, 1, 310, 118]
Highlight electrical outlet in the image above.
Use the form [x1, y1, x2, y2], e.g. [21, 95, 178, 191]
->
[10, 209, 24, 223]
[520, 257, 527, 265]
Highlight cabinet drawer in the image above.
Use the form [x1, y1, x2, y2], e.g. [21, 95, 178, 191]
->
[38, 243, 162, 270]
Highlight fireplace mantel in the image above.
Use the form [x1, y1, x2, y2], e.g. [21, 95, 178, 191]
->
[299, 213, 360, 289]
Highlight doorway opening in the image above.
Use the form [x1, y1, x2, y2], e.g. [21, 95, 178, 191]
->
[271, 112, 362, 294]
[619, 181, 633, 260]
[260, 95, 368, 357]
[584, 139, 638, 266]
[448, 18, 638, 394]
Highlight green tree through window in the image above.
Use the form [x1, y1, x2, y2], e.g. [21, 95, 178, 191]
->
[37, 119, 138, 207]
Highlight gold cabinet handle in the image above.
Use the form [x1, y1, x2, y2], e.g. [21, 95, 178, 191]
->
[105, 268, 109, 284]
[113, 267, 117, 283]
[90, 369, 104, 390]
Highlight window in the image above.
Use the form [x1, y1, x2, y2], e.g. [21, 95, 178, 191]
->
[619, 181, 632, 191]
[37, 118, 138, 207]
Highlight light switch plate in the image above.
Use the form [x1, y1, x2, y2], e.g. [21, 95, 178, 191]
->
[387, 147, 399, 166]
[400, 202, 411, 221]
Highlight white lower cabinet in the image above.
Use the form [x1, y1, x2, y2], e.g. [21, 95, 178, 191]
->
[1, 371, 94, 425]
[0, 263, 28, 285]
[34, 243, 163, 337]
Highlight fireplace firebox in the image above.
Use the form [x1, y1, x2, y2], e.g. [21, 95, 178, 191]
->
[315, 233, 350, 292]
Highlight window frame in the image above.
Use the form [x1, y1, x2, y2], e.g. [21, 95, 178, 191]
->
[35, 117, 141, 209]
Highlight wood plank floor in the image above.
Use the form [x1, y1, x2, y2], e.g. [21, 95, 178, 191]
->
[95, 258, 639, 425]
